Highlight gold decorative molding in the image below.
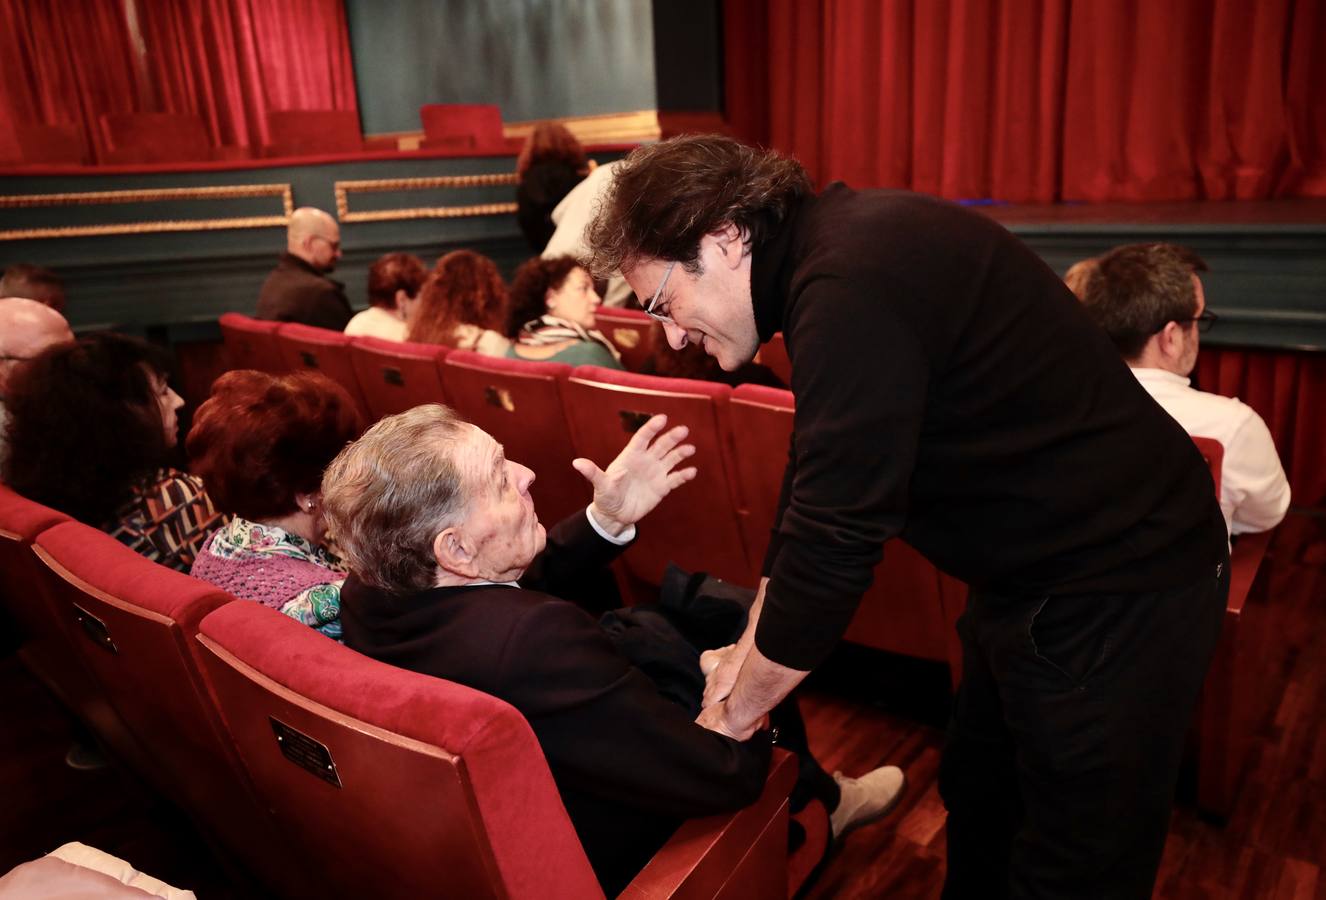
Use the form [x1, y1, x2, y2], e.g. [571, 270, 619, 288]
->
[0, 183, 293, 241]
[365, 108, 661, 152]
[335, 173, 518, 223]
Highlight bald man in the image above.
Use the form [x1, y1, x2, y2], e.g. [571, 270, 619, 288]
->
[255, 206, 353, 330]
[0, 297, 74, 465]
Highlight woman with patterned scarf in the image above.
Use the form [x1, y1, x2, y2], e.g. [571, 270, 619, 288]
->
[505, 255, 624, 369]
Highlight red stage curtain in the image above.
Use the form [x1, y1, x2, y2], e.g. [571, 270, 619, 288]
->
[139, 0, 360, 152]
[725, 0, 1326, 203]
[1196, 348, 1326, 510]
[0, 0, 144, 162]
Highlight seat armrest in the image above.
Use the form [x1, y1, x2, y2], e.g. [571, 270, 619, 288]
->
[620, 749, 797, 899]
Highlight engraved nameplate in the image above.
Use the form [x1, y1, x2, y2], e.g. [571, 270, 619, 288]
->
[270, 717, 341, 787]
[73, 604, 117, 654]
[618, 410, 652, 433]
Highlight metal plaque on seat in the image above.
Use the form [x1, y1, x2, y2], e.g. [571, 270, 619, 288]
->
[270, 716, 341, 787]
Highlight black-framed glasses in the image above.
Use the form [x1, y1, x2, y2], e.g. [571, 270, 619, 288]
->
[1184, 311, 1219, 333]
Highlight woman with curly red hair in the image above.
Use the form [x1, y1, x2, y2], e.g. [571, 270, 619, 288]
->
[405, 249, 511, 356]
[186, 370, 364, 639]
[3, 332, 222, 571]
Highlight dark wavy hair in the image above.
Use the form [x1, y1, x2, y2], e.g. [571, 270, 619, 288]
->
[586, 134, 812, 277]
[1080, 243, 1208, 360]
[366, 252, 427, 310]
[3, 332, 174, 525]
[406, 250, 509, 346]
[186, 370, 365, 522]
[516, 122, 586, 177]
[505, 255, 582, 337]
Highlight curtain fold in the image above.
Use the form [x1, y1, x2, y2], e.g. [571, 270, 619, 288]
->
[726, 0, 1326, 203]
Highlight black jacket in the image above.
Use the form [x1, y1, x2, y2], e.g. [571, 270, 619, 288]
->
[340, 511, 770, 894]
[255, 253, 353, 331]
[751, 184, 1227, 670]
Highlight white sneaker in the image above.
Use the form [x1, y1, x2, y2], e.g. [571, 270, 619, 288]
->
[829, 765, 906, 839]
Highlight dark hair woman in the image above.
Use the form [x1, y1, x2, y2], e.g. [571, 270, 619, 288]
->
[505, 255, 622, 369]
[515, 121, 590, 253]
[2, 332, 222, 571]
[405, 250, 511, 356]
[344, 252, 427, 341]
[186, 369, 364, 639]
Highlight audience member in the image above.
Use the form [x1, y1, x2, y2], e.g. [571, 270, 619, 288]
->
[516, 122, 590, 253]
[322, 405, 904, 895]
[0, 264, 66, 312]
[1063, 257, 1099, 299]
[187, 370, 364, 639]
[3, 333, 221, 571]
[256, 207, 353, 330]
[0, 298, 74, 464]
[542, 159, 632, 306]
[505, 256, 622, 368]
[1080, 243, 1290, 534]
[406, 250, 511, 355]
[344, 252, 426, 341]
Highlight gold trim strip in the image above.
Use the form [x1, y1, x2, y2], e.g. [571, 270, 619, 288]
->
[335, 173, 519, 223]
[366, 109, 661, 150]
[0, 183, 294, 241]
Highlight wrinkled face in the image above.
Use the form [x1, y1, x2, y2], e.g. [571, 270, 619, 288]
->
[308, 221, 342, 273]
[546, 266, 601, 330]
[145, 368, 184, 448]
[623, 231, 759, 371]
[452, 426, 545, 582]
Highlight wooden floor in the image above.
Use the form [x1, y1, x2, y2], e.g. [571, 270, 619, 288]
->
[1, 511, 1323, 898]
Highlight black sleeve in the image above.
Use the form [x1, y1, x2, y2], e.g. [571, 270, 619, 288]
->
[497, 599, 771, 818]
[304, 285, 354, 331]
[756, 276, 927, 670]
[518, 509, 631, 595]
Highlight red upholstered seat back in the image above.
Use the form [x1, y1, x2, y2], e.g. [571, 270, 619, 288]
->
[347, 335, 450, 419]
[757, 333, 792, 387]
[728, 385, 951, 662]
[564, 366, 750, 587]
[14, 122, 88, 165]
[1191, 435, 1224, 498]
[218, 312, 286, 374]
[418, 103, 505, 151]
[276, 322, 371, 420]
[264, 109, 363, 157]
[195, 601, 603, 900]
[99, 113, 213, 164]
[443, 350, 590, 526]
[593, 308, 660, 372]
[29, 522, 286, 885]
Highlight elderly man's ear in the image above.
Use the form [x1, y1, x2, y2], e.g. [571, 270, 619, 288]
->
[433, 526, 478, 578]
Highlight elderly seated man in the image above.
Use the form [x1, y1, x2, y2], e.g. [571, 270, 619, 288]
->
[322, 406, 903, 895]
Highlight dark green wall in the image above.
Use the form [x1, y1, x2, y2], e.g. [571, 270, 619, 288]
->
[346, 0, 657, 135]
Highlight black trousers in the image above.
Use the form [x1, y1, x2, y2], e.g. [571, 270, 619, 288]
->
[940, 554, 1229, 900]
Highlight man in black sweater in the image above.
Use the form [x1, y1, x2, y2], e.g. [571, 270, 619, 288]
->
[255, 206, 353, 330]
[587, 135, 1229, 899]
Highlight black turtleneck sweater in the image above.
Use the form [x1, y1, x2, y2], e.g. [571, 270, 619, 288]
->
[752, 184, 1226, 671]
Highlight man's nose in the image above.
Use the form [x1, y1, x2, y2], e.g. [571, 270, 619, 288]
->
[662, 321, 689, 350]
[518, 464, 536, 492]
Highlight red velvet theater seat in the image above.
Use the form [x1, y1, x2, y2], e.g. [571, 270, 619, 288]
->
[264, 109, 364, 157]
[442, 350, 590, 527]
[563, 367, 751, 592]
[728, 385, 961, 666]
[195, 600, 802, 899]
[98, 113, 215, 164]
[594, 307, 661, 373]
[347, 335, 450, 420]
[276, 322, 371, 420]
[756, 333, 792, 387]
[30, 523, 288, 894]
[14, 122, 88, 165]
[218, 312, 286, 374]
[418, 103, 507, 151]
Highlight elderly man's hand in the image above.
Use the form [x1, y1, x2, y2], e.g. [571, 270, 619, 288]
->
[574, 414, 697, 536]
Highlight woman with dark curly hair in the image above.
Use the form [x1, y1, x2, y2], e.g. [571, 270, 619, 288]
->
[516, 121, 590, 252]
[2, 332, 222, 571]
[405, 250, 511, 356]
[505, 255, 622, 369]
[344, 252, 427, 341]
[186, 370, 365, 639]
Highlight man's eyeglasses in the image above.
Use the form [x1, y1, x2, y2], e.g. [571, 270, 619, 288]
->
[1181, 311, 1219, 333]
[643, 261, 677, 325]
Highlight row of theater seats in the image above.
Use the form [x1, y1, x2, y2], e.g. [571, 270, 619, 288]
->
[219, 313, 962, 669]
[2, 104, 517, 167]
[0, 483, 813, 899]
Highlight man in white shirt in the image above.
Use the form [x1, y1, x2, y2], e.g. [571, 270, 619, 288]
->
[1080, 243, 1290, 535]
[543, 160, 633, 307]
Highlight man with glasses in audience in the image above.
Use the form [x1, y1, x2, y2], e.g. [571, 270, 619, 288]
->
[256, 206, 353, 330]
[1079, 242, 1289, 535]
[587, 135, 1229, 899]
